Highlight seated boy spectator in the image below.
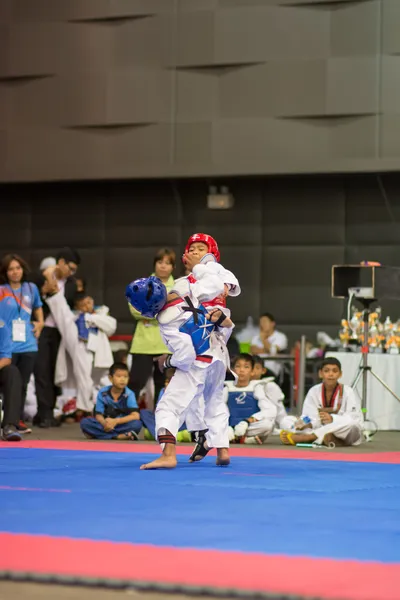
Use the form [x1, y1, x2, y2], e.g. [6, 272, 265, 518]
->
[225, 353, 283, 444]
[80, 362, 141, 440]
[252, 354, 295, 434]
[252, 355, 267, 380]
[280, 357, 363, 447]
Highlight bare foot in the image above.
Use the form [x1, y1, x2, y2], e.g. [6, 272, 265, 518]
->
[216, 448, 230, 466]
[140, 455, 178, 470]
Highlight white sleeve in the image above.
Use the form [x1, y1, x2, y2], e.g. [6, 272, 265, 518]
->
[343, 386, 363, 426]
[191, 264, 225, 302]
[85, 312, 117, 337]
[301, 388, 321, 428]
[204, 263, 240, 297]
[159, 324, 196, 372]
[263, 381, 285, 405]
[252, 384, 278, 421]
[270, 332, 288, 355]
[215, 322, 235, 345]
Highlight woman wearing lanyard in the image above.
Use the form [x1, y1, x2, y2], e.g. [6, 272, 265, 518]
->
[0, 254, 44, 432]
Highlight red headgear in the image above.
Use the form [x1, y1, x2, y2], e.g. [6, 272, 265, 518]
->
[184, 233, 220, 263]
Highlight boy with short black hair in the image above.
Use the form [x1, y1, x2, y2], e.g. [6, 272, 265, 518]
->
[80, 362, 141, 440]
[224, 353, 283, 445]
[252, 355, 267, 380]
[280, 357, 363, 447]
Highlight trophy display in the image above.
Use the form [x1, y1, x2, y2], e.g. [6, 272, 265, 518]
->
[332, 264, 400, 418]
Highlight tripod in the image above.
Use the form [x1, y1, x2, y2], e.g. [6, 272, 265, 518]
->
[351, 299, 400, 421]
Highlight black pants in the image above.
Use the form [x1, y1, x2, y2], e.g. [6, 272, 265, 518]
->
[129, 354, 166, 408]
[12, 352, 37, 419]
[33, 327, 61, 420]
[0, 364, 23, 426]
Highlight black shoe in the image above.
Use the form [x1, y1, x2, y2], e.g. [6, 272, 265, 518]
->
[2, 424, 22, 442]
[38, 418, 62, 428]
[189, 429, 209, 462]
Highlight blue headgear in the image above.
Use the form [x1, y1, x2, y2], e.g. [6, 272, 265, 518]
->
[125, 276, 167, 318]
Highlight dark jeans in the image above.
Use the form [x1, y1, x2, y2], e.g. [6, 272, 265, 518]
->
[33, 327, 61, 420]
[129, 354, 166, 408]
[80, 417, 142, 440]
[0, 364, 23, 426]
[12, 351, 37, 419]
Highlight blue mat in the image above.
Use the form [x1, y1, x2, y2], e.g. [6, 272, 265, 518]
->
[0, 448, 399, 563]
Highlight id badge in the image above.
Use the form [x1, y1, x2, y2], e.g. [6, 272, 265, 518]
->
[12, 319, 26, 343]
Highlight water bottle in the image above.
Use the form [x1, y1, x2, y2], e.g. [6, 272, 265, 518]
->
[291, 415, 311, 431]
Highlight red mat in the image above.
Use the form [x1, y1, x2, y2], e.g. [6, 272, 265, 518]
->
[1, 533, 399, 600]
[1, 439, 399, 463]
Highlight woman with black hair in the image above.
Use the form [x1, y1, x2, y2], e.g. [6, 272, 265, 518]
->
[0, 253, 44, 432]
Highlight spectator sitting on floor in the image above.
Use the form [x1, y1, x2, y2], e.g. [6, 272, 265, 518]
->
[251, 355, 267, 380]
[226, 354, 282, 445]
[80, 362, 141, 441]
[280, 357, 363, 448]
[0, 320, 24, 441]
[251, 354, 295, 434]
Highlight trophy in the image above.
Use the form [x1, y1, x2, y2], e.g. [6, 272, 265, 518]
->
[339, 319, 351, 348]
[386, 335, 399, 355]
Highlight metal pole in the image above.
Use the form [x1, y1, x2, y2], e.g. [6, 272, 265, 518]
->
[297, 335, 307, 416]
[361, 309, 370, 420]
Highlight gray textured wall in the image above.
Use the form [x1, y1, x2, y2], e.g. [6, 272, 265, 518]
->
[1, 0, 400, 181]
[2, 173, 400, 345]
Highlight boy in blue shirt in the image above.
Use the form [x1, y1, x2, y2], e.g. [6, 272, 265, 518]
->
[80, 362, 141, 440]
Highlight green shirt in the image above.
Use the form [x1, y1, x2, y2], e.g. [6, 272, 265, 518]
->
[129, 274, 174, 355]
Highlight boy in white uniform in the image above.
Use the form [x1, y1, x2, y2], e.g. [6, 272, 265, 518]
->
[226, 354, 287, 445]
[280, 357, 363, 447]
[126, 260, 239, 470]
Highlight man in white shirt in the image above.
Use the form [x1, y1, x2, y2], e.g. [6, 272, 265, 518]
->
[32, 247, 81, 428]
[250, 312, 288, 377]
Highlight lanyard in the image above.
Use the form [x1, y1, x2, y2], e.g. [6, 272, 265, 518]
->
[8, 283, 23, 318]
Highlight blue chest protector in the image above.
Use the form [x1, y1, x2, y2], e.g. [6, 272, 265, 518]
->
[227, 390, 259, 427]
[178, 297, 215, 356]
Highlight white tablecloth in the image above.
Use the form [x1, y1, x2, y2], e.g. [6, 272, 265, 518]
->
[326, 352, 400, 431]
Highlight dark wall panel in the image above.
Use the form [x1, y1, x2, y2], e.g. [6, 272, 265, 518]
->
[2, 172, 400, 346]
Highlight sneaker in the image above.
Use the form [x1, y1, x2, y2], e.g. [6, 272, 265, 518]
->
[2, 425, 22, 442]
[17, 420, 32, 434]
[130, 431, 139, 441]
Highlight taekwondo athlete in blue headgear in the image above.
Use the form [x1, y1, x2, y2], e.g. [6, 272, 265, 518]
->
[126, 261, 239, 470]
